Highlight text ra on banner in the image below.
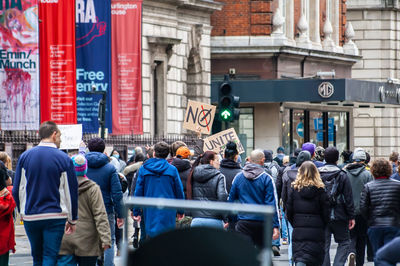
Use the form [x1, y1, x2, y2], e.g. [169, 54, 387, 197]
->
[203, 128, 245, 156]
[183, 100, 216, 135]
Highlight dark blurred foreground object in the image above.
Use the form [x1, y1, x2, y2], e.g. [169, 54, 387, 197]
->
[128, 227, 260, 266]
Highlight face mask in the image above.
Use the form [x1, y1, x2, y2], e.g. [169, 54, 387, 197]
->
[113, 154, 120, 160]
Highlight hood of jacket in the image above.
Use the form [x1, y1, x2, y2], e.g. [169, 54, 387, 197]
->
[298, 186, 321, 199]
[220, 158, 241, 169]
[86, 152, 110, 169]
[192, 164, 220, 183]
[318, 164, 341, 181]
[142, 158, 170, 176]
[171, 158, 191, 172]
[123, 161, 143, 176]
[243, 163, 265, 180]
[345, 163, 366, 176]
[78, 176, 97, 195]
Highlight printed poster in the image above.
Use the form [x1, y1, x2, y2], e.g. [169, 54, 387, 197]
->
[111, 0, 142, 134]
[40, 0, 77, 124]
[76, 0, 112, 133]
[0, 0, 39, 130]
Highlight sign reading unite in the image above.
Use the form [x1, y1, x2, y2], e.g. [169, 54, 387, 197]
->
[183, 100, 216, 135]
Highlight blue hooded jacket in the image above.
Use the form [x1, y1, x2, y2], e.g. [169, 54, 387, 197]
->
[133, 158, 184, 237]
[86, 152, 123, 217]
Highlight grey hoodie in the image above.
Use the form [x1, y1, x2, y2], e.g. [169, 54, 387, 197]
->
[345, 163, 373, 215]
[243, 163, 265, 180]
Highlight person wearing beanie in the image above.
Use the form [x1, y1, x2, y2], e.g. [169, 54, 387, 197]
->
[58, 155, 111, 265]
[171, 146, 192, 198]
[318, 146, 355, 266]
[344, 147, 373, 265]
[85, 137, 123, 266]
[0, 163, 16, 266]
[302, 142, 324, 167]
[263, 150, 280, 183]
[315, 146, 325, 162]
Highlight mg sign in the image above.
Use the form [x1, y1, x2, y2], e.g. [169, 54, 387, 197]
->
[318, 82, 334, 98]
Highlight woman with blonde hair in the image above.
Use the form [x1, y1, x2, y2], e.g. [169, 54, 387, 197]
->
[286, 161, 330, 266]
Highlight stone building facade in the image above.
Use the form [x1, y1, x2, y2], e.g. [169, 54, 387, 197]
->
[210, 0, 360, 155]
[141, 0, 221, 136]
[347, 0, 400, 158]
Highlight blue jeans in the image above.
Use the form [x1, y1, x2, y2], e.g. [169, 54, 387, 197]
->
[57, 254, 97, 266]
[375, 236, 400, 266]
[281, 208, 288, 239]
[191, 218, 223, 228]
[368, 226, 400, 259]
[104, 213, 116, 266]
[24, 219, 66, 266]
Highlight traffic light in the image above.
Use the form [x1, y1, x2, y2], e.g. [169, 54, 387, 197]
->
[218, 78, 240, 122]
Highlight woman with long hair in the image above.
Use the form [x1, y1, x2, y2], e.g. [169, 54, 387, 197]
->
[186, 151, 228, 228]
[286, 161, 330, 266]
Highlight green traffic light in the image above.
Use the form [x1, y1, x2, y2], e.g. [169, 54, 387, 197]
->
[220, 109, 232, 121]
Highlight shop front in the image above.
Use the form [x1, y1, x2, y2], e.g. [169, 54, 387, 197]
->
[211, 79, 400, 156]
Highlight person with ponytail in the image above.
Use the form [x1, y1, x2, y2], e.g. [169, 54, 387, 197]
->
[186, 151, 228, 228]
[220, 141, 241, 194]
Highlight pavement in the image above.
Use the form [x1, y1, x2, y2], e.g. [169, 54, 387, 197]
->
[10, 223, 375, 266]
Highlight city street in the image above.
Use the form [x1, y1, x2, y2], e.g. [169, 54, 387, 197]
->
[10, 224, 374, 266]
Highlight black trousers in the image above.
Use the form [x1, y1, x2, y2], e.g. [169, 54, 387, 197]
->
[235, 219, 264, 249]
[349, 215, 368, 265]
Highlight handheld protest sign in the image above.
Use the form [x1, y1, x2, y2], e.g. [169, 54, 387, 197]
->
[183, 100, 216, 135]
[203, 128, 245, 156]
[58, 124, 83, 150]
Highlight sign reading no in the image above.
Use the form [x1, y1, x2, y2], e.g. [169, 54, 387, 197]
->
[183, 100, 216, 135]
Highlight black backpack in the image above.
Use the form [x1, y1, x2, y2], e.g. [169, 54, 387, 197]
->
[323, 174, 342, 220]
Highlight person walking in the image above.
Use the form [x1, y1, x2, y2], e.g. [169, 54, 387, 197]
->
[319, 147, 355, 266]
[133, 142, 185, 238]
[219, 141, 241, 194]
[85, 138, 124, 266]
[171, 146, 192, 198]
[344, 148, 373, 266]
[228, 149, 279, 249]
[58, 155, 111, 266]
[0, 162, 16, 266]
[12, 121, 78, 266]
[286, 161, 330, 266]
[186, 151, 228, 228]
[360, 158, 400, 259]
[302, 142, 325, 168]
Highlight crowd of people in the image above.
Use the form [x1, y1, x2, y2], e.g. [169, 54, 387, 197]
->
[1, 121, 400, 266]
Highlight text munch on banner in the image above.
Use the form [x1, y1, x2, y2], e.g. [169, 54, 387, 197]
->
[203, 128, 245, 156]
[183, 100, 216, 135]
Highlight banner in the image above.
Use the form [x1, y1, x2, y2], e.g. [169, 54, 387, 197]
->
[111, 0, 142, 134]
[40, 0, 77, 124]
[76, 0, 112, 133]
[0, 1, 39, 130]
[183, 100, 216, 135]
[203, 128, 245, 156]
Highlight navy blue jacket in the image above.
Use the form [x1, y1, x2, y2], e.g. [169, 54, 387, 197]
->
[86, 152, 123, 217]
[12, 143, 78, 222]
[133, 158, 184, 237]
[228, 163, 279, 228]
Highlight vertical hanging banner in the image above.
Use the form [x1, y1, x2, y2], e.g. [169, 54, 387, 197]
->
[0, 1, 39, 130]
[40, 0, 77, 124]
[76, 0, 112, 133]
[111, 0, 142, 135]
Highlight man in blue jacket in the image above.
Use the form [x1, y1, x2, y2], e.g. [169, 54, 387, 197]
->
[133, 141, 185, 238]
[86, 137, 123, 266]
[13, 121, 78, 265]
[229, 149, 280, 248]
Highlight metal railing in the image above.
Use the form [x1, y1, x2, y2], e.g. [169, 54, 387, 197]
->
[123, 197, 275, 266]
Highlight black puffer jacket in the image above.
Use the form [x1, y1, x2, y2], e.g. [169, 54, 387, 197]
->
[360, 178, 400, 227]
[191, 164, 228, 219]
[318, 164, 355, 221]
[282, 166, 299, 210]
[171, 158, 191, 198]
[286, 186, 330, 265]
[220, 158, 241, 194]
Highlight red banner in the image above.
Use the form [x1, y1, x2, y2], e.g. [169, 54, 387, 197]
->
[40, 0, 77, 124]
[111, 0, 142, 134]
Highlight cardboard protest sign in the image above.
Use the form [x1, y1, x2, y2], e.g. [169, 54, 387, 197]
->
[203, 128, 245, 156]
[183, 100, 216, 135]
[58, 124, 83, 150]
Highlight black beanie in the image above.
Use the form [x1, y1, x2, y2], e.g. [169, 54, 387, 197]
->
[88, 137, 105, 153]
[296, 151, 311, 167]
[324, 146, 339, 164]
[263, 150, 273, 162]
